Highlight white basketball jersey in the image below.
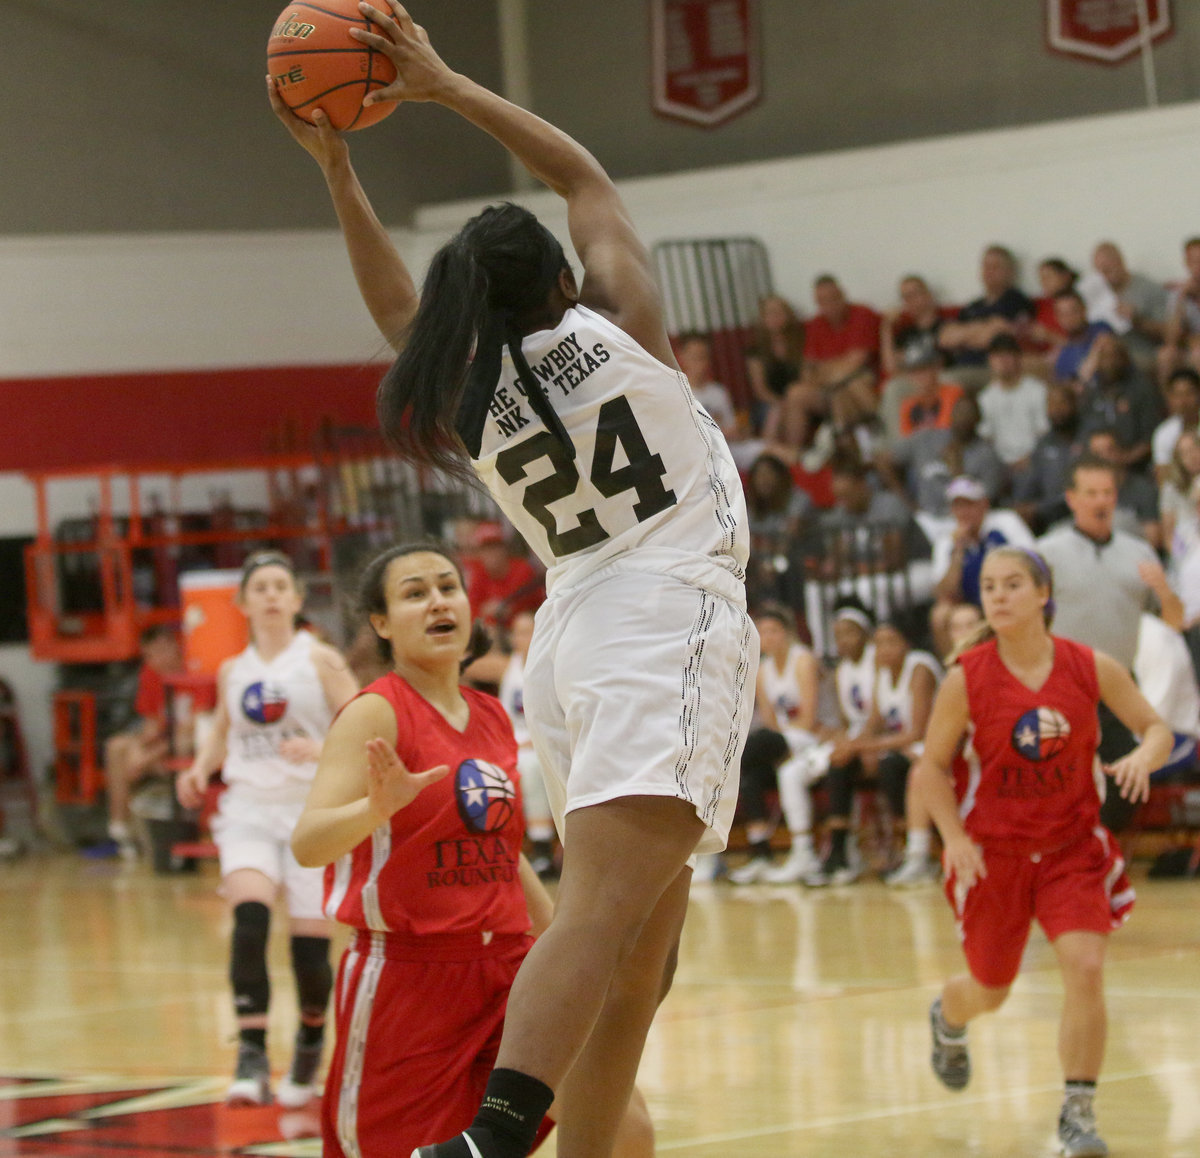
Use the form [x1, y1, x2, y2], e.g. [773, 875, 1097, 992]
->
[472, 304, 748, 601]
[760, 643, 812, 726]
[836, 643, 876, 738]
[498, 651, 531, 747]
[875, 650, 942, 735]
[221, 631, 333, 803]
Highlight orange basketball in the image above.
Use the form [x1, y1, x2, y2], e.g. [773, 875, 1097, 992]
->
[268, 1, 398, 132]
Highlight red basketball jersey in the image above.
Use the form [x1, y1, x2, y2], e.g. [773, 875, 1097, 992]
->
[957, 636, 1101, 855]
[323, 673, 529, 939]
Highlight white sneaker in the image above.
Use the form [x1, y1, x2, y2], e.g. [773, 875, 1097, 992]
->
[275, 1034, 323, 1107]
[1058, 1095, 1108, 1156]
[226, 1042, 272, 1107]
[885, 858, 939, 887]
[763, 848, 821, 884]
[727, 857, 770, 885]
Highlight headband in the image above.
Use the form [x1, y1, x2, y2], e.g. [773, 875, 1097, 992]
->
[833, 607, 872, 631]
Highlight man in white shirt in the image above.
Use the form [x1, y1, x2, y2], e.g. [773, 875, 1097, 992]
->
[1151, 367, 1200, 483]
[976, 333, 1048, 487]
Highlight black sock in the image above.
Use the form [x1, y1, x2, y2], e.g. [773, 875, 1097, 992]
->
[297, 1021, 324, 1049]
[239, 1027, 266, 1051]
[748, 838, 772, 860]
[830, 828, 848, 860]
[467, 1067, 555, 1158]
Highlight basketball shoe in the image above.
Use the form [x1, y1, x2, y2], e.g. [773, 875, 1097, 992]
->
[1058, 1093, 1108, 1156]
[928, 997, 970, 1090]
[226, 1041, 272, 1106]
[276, 1030, 323, 1108]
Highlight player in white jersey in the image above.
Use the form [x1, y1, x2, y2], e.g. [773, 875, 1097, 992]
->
[729, 604, 825, 885]
[176, 551, 358, 1108]
[831, 621, 942, 885]
[270, 9, 755, 1156]
[498, 610, 558, 878]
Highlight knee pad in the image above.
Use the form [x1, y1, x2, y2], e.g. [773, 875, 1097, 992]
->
[290, 936, 332, 1017]
[230, 901, 271, 1017]
[878, 752, 911, 817]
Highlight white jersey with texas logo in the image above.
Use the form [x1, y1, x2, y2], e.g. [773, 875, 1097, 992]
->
[472, 304, 749, 602]
[221, 630, 333, 803]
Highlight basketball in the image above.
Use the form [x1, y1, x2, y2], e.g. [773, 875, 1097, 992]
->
[455, 759, 517, 834]
[268, 1, 398, 132]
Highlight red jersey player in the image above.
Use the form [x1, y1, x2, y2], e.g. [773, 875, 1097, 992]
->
[290, 543, 652, 1158]
[913, 545, 1170, 1158]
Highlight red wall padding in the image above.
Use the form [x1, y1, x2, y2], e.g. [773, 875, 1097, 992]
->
[0, 362, 389, 471]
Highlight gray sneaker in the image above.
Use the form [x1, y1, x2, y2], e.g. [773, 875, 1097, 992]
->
[276, 1032, 323, 1108]
[1058, 1096, 1108, 1157]
[226, 1041, 272, 1107]
[929, 998, 970, 1090]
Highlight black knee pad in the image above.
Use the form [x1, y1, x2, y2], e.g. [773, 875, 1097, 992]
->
[290, 936, 332, 1017]
[230, 901, 271, 1017]
[877, 752, 911, 818]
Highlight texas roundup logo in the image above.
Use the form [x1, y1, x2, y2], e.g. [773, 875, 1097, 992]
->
[241, 680, 289, 725]
[455, 759, 517, 834]
[1010, 707, 1071, 761]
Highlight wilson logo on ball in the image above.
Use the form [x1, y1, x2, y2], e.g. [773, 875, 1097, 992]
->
[1010, 707, 1071, 762]
[272, 15, 316, 39]
[454, 759, 517, 834]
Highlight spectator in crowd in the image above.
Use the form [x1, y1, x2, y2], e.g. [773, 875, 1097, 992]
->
[820, 454, 930, 573]
[1159, 236, 1200, 385]
[879, 274, 957, 443]
[928, 476, 1035, 657]
[1028, 257, 1078, 349]
[976, 333, 1049, 488]
[1076, 332, 1163, 472]
[811, 621, 941, 886]
[1012, 382, 1082, 533]
[939, 245, 1034, 391]
[1037, 453, 1183, 831]
[1079, 241, 1168, 373]
[103, 626, 185, 859]
[744, 452, 814, 606]
[781, 274, 880, 450]
[1133, 612, 1200, 782]
[1161, 429, 1200, 568]
[676, 331, 762, 470]
[884, 395, 1004, 517]
[1152, 367, 1200, 483]
[745, 294, 805, 441]
[1052, 289, 1113, 385]
[461, 523, 544, 633]
[896, 347, 963, 438]
[1084, 428, 1161, 548]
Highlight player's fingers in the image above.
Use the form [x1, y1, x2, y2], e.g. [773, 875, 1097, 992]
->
[411, 764, 451, 789]
[357, 3, 398, 36]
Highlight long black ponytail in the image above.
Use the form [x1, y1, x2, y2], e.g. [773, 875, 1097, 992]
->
[377, 203, 573, 482]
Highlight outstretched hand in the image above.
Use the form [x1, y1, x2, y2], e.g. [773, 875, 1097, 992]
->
[364, 737, 450, 823]
[1104, 751, 1153, 805]
[266, 76, 348, 168]
[352, 1, 456, 106]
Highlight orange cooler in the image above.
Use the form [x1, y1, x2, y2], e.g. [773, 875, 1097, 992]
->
[179, 570, 248, 675]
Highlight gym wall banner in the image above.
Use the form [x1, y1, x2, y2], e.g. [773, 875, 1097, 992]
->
[1046, 0, 1172, 64]
[650, 0, 761, 128]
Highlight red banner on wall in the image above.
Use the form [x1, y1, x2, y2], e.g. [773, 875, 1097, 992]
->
[1046, 0, 1172, 64]
[651, 0, 761, 128]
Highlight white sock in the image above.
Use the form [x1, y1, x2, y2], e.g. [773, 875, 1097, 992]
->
[788, 832, 814, 857]
[906, 828, 932, 860]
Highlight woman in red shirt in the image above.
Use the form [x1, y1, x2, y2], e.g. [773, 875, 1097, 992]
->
[291, 543, 650, 1158]
[912, 545, 1169, 1158]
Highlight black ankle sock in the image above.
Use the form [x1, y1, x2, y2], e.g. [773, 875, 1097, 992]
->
[830, 828, 848, 859]
[1065, 1079, 1096, 1097]
[297, 1021, 324, 1049]
[239, 1027, 266, 1051]
[748, 838, 772, 860]
[468, 1068, 555, 1158]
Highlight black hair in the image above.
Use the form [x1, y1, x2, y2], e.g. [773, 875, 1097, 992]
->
[376, 203, 572, 482]
[1038, 256, 1078, 284]
[1053, 287, 1086, 307]
[1167, 366, 1200, 392]
[753, 601, 795, 631]
[357, 541, 492, 672]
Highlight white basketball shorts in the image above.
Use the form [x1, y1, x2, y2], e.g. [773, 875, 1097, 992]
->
[210, 787, 325, 920]
[523, 568, 758, 855]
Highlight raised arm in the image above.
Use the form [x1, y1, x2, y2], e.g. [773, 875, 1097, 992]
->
[290, 693, 449, 867]
[268, 78, 418, 349]
[355, 2, 673, 365]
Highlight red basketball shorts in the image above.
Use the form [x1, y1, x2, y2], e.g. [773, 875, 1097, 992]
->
[944, 826, 1134, 989]
[322, 931, 553, 1158]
